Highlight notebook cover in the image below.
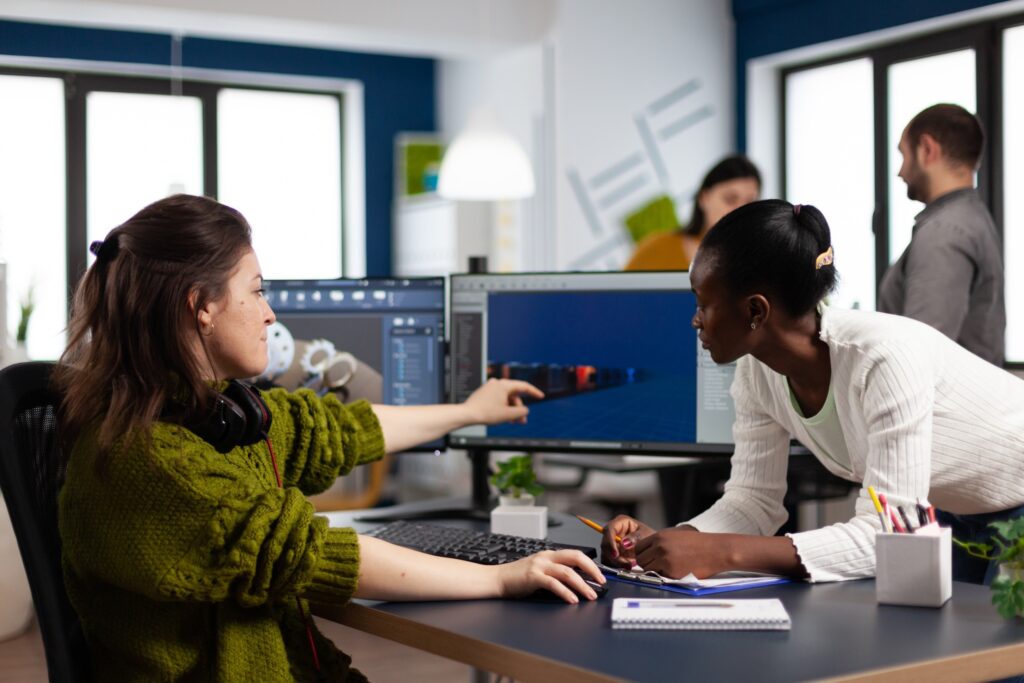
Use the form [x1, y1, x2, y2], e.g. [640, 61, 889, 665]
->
[610, 597, 792, 630]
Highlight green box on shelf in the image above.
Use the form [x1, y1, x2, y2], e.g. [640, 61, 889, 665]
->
[403, 141, 444, 196]
[624, 194, 680, 244]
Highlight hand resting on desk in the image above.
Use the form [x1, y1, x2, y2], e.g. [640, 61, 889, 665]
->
[600, 515, 807, 580]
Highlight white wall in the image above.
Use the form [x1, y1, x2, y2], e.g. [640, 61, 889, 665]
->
[0, 0, 555, 58]
[551, 0, 735, 271]
[437, 0, 735, 273]
[437, 44, 548, 273]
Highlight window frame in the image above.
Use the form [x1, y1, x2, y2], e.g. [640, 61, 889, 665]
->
[0, 64, 349, 319]
[780, 12, 1024, 367]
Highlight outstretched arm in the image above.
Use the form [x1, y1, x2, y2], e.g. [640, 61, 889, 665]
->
[372, 379, 543, 453]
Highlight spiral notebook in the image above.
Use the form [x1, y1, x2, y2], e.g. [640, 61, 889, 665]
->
[610, 597, 792, 631]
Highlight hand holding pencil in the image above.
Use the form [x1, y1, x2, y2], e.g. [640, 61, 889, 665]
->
[576, 514, 657, 568]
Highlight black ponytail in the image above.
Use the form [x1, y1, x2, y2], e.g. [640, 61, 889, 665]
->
[698, 199, 838, 316]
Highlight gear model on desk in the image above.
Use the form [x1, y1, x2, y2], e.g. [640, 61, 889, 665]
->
[253, 322, 383, 403]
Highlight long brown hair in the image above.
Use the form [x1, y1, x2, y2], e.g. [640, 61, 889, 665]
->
[54, 194, 253, 464]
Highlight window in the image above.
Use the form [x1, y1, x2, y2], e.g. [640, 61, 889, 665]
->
[783, 18, 1024, 364]
[86, 92, 204, 244]
[0, 75, 66, 359]
[886, 49, 976, 262]
[0, 67, 353, 359]
[785, 58, 874, 310]
[218, 89, 342, 280]
[1004, 24, 1024, 361]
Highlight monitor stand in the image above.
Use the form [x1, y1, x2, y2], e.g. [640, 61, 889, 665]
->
[354, 448, 561, 526]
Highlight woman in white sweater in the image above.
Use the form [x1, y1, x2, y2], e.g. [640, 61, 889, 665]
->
[602, 199, 1024, 584]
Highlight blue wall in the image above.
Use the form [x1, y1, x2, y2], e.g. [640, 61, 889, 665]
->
[731, 0, 1008, 150]
[0, 18, 437, 276]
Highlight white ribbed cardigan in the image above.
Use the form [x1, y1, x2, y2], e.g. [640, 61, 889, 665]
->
[686, 306, 1024, 582]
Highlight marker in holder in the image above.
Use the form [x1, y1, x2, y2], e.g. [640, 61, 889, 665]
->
[875, 525, 952, 608]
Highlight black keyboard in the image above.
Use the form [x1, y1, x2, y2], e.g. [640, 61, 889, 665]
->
[365, 520, 597, 565]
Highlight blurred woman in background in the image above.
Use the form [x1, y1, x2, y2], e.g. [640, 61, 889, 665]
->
[626, 154, 761, 271]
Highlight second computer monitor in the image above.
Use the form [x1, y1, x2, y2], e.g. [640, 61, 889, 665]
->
[262, 277, 446, 451]
[448, 271, 735, 454]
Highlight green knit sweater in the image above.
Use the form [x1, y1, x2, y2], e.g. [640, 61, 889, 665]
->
[58, 388, 385, 682]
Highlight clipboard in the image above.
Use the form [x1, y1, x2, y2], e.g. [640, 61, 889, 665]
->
[599, 564, 791, 596]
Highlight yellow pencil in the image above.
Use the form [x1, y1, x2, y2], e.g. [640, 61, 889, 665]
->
[867, 486, 891, 532]
[574, 514, 623, 543]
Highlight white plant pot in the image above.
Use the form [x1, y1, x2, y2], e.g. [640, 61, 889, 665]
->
[498, 493, 535, 507]
[491, 500, 547, 540]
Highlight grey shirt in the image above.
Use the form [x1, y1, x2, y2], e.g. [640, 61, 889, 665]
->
[878, 188, 1005, 365]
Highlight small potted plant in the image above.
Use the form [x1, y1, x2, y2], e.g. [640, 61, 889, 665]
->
[490, 454, 544, 506]
[954, 518, 1024, 618]
[489, 455, 546, 538]
[16, 284, 34, 347]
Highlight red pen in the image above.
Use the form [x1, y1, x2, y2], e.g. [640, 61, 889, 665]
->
[927, 505, 937, 524]
[879, 493, 905, 533]
[889, 507, 906, 533]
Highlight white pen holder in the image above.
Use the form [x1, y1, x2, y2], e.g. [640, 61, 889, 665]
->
[490, 504, 547, 539]
[875, 526, 952, 607]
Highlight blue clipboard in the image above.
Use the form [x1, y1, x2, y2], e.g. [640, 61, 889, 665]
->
[600, 567, 791, 596]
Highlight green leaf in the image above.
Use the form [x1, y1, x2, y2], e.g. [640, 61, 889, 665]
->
[990, 575, 1024, 619]
[952, 536, 995, 560]
[489, 455, 544, 498]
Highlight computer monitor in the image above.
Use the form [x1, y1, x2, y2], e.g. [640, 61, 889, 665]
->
[448, 271, 736, 454]
[261, 277, 446, 451]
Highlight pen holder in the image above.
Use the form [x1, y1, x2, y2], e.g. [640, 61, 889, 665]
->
[875, 526, 952, 608]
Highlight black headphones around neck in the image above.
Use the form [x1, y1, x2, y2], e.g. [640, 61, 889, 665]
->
[184, 380, 272, 453]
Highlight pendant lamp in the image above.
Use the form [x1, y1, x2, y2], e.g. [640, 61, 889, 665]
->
[437, 107, 535, 200]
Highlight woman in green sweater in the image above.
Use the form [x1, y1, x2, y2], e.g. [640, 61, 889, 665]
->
[55, 194, 603, 682]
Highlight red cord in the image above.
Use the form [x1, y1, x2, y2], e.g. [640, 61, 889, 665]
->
[265, 436, 283, 488]
[263, 434, 319, 673]
[297, 598, 322, 673]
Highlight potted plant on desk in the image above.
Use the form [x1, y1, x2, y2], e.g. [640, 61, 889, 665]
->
[489, 455, 546, 538]
[955, 518, 1024, 618]
[490, 454, 544, 506]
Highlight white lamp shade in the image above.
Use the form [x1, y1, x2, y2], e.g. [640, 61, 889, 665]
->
[437, 110, 535, 200]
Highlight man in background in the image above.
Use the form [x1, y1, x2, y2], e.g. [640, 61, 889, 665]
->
[878, 103, 1005, 366]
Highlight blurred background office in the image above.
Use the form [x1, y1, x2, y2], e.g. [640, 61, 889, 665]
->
[1, 0, 1024, 676]
[1, 0, 1023, 545]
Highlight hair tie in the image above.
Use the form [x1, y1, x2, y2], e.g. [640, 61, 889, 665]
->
[815, 245, 834, 270]
[89, 236, 120, 263]
[793, 204, 802, 216]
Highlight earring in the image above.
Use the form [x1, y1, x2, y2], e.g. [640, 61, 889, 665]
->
[750, 322, 757, 330]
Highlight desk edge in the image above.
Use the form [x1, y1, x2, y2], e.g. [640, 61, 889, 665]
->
[313, 602, 628, 683]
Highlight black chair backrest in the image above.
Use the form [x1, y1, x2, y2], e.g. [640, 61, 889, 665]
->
[0, 361, 89, 682]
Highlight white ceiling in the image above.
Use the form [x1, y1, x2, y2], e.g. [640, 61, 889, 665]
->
[0, 0, 557, 58]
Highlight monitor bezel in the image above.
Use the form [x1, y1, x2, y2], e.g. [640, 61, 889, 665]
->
[447, 270, 735, 457]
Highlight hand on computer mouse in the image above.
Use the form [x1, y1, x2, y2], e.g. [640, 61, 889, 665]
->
[497, 550, 606, 604]
[525, 569, 609, 602]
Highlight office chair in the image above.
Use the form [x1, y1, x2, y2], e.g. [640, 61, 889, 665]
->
[0, 361, 90, 682]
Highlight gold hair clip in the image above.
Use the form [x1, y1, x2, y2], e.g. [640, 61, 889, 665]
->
[815, 245, 834, 270]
